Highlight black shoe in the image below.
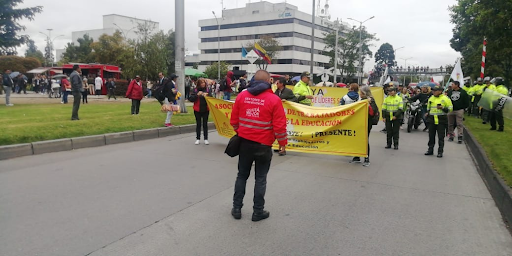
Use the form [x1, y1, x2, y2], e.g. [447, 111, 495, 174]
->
[425, 151, 434, 156]
[458, 137, 463, 144]
[423, 127, 428, 132]
[231, 208, 241, 219]
[437, 153, 443, 158]
[498, 127, 504, 132]
[482, 121, 487, 124]
[448, 137, 454, 142]
[385, 145, 392, 149]
[252, 210, 270, 222]
[273, 149, 280, 152]
[71, 118, 80, 121]
[349, 157, 361, 163]
[394, 145, 399, 150]
[490, 127, 496, 131]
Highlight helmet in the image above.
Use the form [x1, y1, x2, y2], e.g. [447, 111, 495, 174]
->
[495, 77, 504, 85]
[432, 86, 444, 91]
[476, 77, 482, 83]
[483, 77, 491, 82]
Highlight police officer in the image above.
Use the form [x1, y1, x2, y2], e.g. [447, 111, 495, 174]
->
[469, 77, 483, 117]
[425, 86, 453, 158]
[481, 77, 494, 124]
[382, 87, 403, 150]
[489, 77, 507, 131]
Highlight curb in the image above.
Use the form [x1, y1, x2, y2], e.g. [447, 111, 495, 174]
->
[464, 127, 512, 227]
[0, 122, 217, 161]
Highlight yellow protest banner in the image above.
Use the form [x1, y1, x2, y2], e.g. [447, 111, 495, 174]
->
[206, 97, 369, 157]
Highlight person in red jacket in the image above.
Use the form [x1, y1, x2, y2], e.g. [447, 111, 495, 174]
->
[126, 75, 144, 115]
[230, 70, 287, 222]
[188, 78, 211, 145]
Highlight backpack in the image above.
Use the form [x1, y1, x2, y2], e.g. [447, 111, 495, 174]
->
[219, 78, 228, 91]
[369, 98, 380, 125]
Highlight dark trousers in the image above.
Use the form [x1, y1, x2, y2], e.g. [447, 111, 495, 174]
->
[385, 119, 400, 146]
[353, 125, 372, 161]
[82, 91, 88, 103]
[108, 88, 116, 99]
[481, 109, 490, 122]
[185, 87, 191, 100]
[428, 122, 446, 153]
[194, 111, 209, 140]
[472, 96, 481, 117]
[490, 110, 504, 129]
[131, 99, 141, 114]
[95, 89, 101, 96]
[72, 91, 81, 120]
[233, 138, 272, 211]
[62, 90, 69, 103]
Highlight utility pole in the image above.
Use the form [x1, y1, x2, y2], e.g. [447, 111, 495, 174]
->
[347, 16, 374, 84]
[333, 18, 339, 84]
[40, 29, 64, 67]
[310, 0, 315, 80]
[212, 11, 221, 81]
[175, 0, 187, 113]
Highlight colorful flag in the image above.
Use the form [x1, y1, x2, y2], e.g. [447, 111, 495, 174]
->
[253, 43, 272, 64]
[241, 46, 248, 58]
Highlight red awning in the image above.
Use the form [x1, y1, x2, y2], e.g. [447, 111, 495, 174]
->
[103, 67, 121, 73]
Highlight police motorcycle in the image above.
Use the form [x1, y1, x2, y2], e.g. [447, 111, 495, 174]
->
[406, 99, 423, 133]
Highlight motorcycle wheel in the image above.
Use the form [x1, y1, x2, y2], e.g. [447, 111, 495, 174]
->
[414, 114, 420, 129]
[407, 117, 413, 133]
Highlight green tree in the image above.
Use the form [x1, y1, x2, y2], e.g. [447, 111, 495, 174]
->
[0, 0, 42, 55]
[449, 0, 512, 86]
[0, 56, 41, 73]
[324, 26, 378, 82]
[375, 43, 396, 67]
[245, 35, 283, 70]
[91, 32, 127, 65]
[61, 34, 95, 63]
[24, 39, 44, 64]
[204, 61, 229, 79]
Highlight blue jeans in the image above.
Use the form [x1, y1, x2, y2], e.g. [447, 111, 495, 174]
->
[147, 89, 152, 98]
[62, 90, 69, 103]
[223, 92, 231, 100]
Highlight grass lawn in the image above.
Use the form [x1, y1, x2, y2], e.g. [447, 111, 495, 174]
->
[464, 116, 512, 187]
[0, 101, 204, 146]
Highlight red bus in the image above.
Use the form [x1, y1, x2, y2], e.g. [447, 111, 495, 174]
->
[60, 63, 121, 95]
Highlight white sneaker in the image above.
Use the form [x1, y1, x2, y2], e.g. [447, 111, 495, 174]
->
[6, 104, 14, 106]
[195, 140, 200, 145]
[204, 140, 210, 145]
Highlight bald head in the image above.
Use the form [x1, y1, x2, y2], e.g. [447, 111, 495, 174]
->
[254, 70, 271, 82]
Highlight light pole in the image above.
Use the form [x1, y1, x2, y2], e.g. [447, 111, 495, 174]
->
[112, 23, 137, 40]
[212, 11, 221, 81]
[347, 16, 374, 84]
[310, 0, 315, 79]
[333, 18, 339, 84]
[401, 57, 412, 85]
[40, 29, 64, 67]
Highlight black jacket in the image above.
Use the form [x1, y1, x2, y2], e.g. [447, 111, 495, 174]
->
[2, 73, 13, 87]
[447, 88, 470, 111]
[275, 87, 297, 102]
[163, 78, 177, 101]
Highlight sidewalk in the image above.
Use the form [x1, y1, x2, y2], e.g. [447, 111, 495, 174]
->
[0, 126, 511, 256]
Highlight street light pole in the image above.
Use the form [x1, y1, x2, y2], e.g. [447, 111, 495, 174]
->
[347, 16, 374, 84]
[310, 0, 315, 79]
[40, 29, 64, 67]
[333, 18, 339, 84]
[212, 11, 221, 81]
[176, 0, 187, 113]
[113, 23, 137, 40]
[401, 57, 412, 85]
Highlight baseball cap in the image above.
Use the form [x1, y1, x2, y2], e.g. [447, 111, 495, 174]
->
[301, 71, 311, 78]
[135, 75, 141, 78]
[170, 74, 179, 79]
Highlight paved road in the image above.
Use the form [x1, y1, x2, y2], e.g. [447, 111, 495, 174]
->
[1, 125, 511, 256]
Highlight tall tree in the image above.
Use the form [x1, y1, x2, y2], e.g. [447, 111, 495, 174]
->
[0, 0, 42, 55]
[324, 26, 378, 82]
[24, 39, 44, 64]
[245, 35, 283, 70]
[61, 34, 95, 63]
[204, 61, 229, 79]
[375, 43, 396, 67]
[449, 0, 512, 85]
[91, 32, 126, 65]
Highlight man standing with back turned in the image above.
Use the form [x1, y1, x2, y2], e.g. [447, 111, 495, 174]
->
[69, 65, 82, 120]
[230, 70, 287, 222]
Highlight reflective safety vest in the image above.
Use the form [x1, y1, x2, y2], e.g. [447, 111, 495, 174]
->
[472, 84, 485, 96]
[427, 94, 453, 125]
[293, 80, 313, 106]
[494, 85, 508, 96]
[382, 95, 404, 119]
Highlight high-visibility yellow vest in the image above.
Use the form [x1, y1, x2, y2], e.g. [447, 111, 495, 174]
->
[427, 94, 453, 124]
[293, 80, 313, 106]
[382, 95, 404, 119]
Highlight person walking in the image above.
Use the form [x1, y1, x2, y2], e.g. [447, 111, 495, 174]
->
[238, 73, 248, 93]
[489, 77, 507, 131]
[222, 71, 235, 100]
[188, 78, 211, 145]
[87, 76, 95, 95]
[126, 75, 144, 115]
[230, 70, 287, 222]
[163, 74, 178, 127]
[146, 80, 153, 98]
[107, 78, 117, 100]
[185, 76, 192, 100]
[94, 75, 102, 96]
[293, 71, 314, 106]
[425, 86, 453, 158]
[81, 78, 89, 104]
[350, 86, 378, 167]
[2, 69, 14, 106]
[340, 83, 360, 105]
[17, 74, 27, 94]
[61, 76, 71, 104]
[382, 87, 403, 150]
[447, 81, 469, 143]
[69, 65, 82, 121]
[481, 77, 494, 124]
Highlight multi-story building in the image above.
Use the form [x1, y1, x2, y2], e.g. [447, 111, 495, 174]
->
[198, 1, 345, 76]
[56, 14, 159, 62]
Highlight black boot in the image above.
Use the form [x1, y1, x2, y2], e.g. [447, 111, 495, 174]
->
[252, 210, 270, 222]
[385, 145, 392, 149]
[458, 136, 463, 144]
[437, 152, 443, 158]
[394, 145, 399, 150]
[498, 127, 504, 132]
[490, 127, 496, 131]
[231, 208, 241, 220]
[425, 149, 434, 156]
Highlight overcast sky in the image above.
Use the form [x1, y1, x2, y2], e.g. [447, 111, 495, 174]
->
[18, 0, 461, 70]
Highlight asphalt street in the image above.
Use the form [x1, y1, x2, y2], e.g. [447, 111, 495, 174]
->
[1, 125, 511, 256]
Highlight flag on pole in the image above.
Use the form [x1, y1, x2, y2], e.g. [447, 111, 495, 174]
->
[253, 43, 272, 64]
[450, 58, 464, 86]
[430, 77, 435, 83]
[241, 46, 248, 58]
[384, 76, 391, 84]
